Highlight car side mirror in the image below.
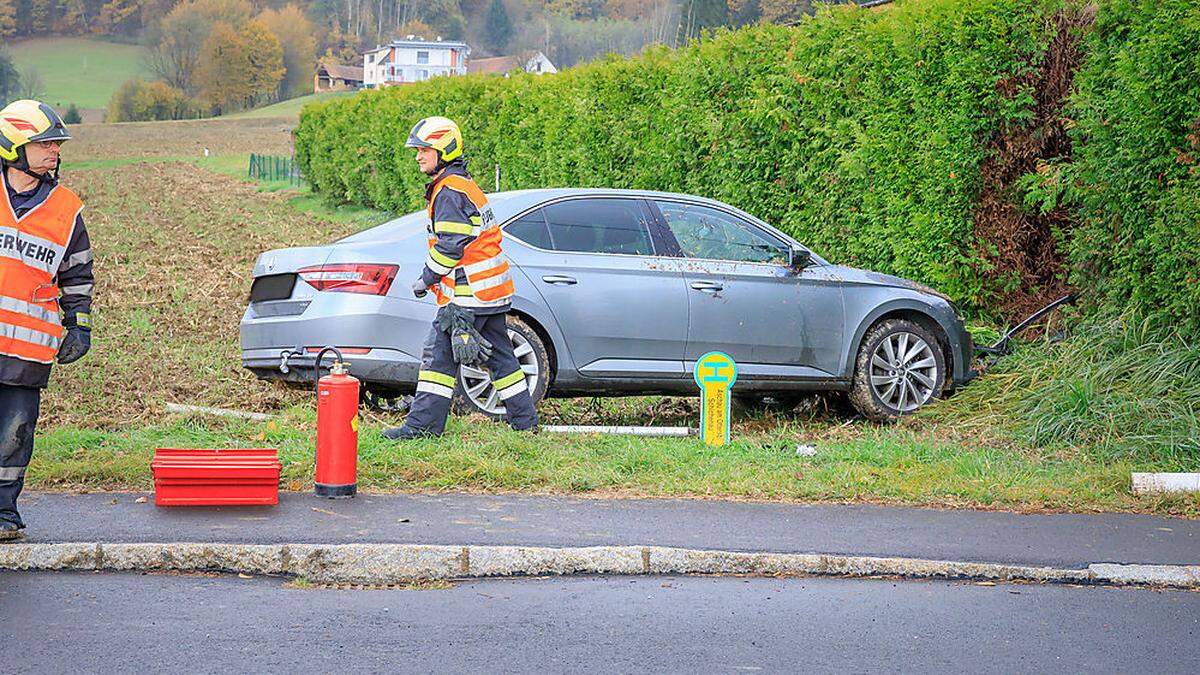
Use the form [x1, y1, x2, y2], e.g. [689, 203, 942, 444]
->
[789, 247, 813, 271]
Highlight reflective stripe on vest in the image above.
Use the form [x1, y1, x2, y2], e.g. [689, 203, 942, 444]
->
[0, 182, 83, 364]
[427, 174, 514, 308]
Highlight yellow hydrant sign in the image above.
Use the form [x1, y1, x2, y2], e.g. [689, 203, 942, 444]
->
[693, 351, 738, 446]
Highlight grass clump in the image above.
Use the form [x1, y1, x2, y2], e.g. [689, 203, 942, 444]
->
[922, 315, 1199, 469]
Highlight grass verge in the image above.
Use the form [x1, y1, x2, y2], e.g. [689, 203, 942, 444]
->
[28, 129, 1198, 516]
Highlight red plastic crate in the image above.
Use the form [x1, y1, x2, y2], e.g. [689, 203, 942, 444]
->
[152, 448, 282, 506]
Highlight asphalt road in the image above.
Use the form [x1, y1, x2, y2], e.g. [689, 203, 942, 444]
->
[18, 492, 1200, 568]
[4, 571, 1198, 673]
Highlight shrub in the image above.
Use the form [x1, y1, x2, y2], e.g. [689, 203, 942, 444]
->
[1062, 0, 1200, 333]
[107, 79, 199, 122]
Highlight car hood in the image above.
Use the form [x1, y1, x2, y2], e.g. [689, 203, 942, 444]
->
[829, 265, 954, 303]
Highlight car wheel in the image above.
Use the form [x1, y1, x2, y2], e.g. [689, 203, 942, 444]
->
[849, 319, 946, 423]
[453, 316, 550, 420]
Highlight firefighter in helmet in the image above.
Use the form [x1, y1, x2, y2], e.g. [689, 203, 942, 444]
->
[0, 100, 94, 542]
[383, 117, 538, 439]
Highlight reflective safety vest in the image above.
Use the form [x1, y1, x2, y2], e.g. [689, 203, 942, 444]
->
[0, 183, 83, 364]
[426, 174, 514, 309]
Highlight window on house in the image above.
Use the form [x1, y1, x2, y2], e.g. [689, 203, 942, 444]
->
[417, 51, 430, 65]
[419, 69, 429, 80]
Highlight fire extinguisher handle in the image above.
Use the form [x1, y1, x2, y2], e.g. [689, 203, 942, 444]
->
[312, 346, 346, 393]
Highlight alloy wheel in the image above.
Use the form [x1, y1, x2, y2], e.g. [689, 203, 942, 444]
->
[869, 331, 938, 413]
[459, 329, 540, 416]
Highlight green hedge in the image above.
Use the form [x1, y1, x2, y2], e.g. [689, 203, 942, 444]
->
[1061, 0, 1200, 333]
[297, 0, 1062, 314]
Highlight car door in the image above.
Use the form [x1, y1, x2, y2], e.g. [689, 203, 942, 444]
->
[650, 200, 844, 380]
[504, 197, 690, 379]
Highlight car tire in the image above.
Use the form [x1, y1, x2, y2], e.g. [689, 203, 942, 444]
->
[453, 316, 551, 420]
[848, 319, 946, 423]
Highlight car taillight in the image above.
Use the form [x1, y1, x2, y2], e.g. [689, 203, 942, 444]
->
[298, 263, 399, 295]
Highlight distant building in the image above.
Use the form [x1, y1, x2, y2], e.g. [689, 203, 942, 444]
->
[314, 63, 364, 92]
[467, 51, 557, 77]
[363, 38, 471, 88]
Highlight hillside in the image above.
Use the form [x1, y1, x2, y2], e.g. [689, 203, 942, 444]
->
[8, 37, 150, 110]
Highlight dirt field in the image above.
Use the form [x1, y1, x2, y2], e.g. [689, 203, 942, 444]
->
[67, 117, 297, 161]
[40, 162, 357, 428]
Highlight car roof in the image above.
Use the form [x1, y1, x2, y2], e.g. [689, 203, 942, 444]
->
[487, 188, 742, 222]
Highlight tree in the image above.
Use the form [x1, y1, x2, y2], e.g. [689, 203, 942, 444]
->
[257, 4, 317, 99]
[107, 78, 196, 121]
[196, 20, 284, 114]
[17, 65, 44, 99]
[0, 46, 19, 103]
[482, 0, 512, 55]
[146, 0, 254, 95]
[757, 0, 812, 25]
[98, 0, 144, 36]
[0, 0, 16, 38]
[679, 0, 730, 41]
[63, 103, 82, 123]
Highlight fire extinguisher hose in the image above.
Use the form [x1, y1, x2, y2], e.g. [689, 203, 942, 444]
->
[312, 346, 345, 393]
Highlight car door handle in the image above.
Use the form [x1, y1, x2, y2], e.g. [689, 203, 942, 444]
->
[689, 281, 723, 293]
[542, 275, 578, 285]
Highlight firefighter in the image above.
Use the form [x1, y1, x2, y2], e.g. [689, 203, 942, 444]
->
[383, 116, 537, 440]
[0, 100, 93, 542]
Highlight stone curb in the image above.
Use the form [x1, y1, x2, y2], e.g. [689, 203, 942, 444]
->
[1, 543, 1196, 588]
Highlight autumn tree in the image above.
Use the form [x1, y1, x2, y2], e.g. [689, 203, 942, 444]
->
[146, 0, 253, 95]
[196, 19, 284, 114]
[0, 0, 16, 38]
[257, 4, 317, 99]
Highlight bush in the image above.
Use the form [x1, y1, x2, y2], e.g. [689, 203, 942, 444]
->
[297, 0, 1199, 328]
[63, 103, 82, 124]
[1062, 0, 1200, 333]
[299, 0, 1063, 315]
[107, 79, 199, 122]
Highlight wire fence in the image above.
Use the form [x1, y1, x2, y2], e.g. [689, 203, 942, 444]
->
[248, 153, 302, 185]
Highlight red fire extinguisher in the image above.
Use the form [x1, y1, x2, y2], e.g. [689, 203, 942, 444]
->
[314, 347, 359, 498]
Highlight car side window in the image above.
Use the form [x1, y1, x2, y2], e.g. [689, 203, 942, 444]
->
[504, 209, 554, 249]
[654, 201, 788, 265]
[541, 198, 655, 256]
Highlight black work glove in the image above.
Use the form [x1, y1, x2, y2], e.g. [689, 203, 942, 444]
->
[435, 305, 493, 366]
[412, 278, 429, 298]
[57, 327, 91, 364]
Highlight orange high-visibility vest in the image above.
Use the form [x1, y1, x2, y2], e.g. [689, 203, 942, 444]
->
[426, 174, 514, 309]
[0, 182, 83, 364]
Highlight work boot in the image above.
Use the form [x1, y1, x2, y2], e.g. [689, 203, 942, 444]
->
[0, 522, 25, 543]
[381, 426, 438, 441]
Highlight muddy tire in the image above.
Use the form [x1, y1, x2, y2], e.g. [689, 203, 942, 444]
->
[848, 319, 946, 423]
[452, 316, 550, 420]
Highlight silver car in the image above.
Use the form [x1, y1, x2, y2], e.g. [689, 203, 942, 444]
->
[241, 189, 974, 421]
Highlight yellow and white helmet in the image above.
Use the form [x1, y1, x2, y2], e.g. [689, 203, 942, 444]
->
[0, 100, 71, 163]
[405, 116, 463, 162]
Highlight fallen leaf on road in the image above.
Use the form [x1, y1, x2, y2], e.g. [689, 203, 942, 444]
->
[134, 497, 148, 504]
[109, 498, 118, 505]
[975, 581, 996, 586]
[311, 507, 351, 519]
[238, 573, 252, 579]
[1156, 527, 1173, 532]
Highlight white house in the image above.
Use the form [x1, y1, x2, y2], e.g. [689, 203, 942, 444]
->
[467, 51, 557, 77]
[363, 38, 471, 87]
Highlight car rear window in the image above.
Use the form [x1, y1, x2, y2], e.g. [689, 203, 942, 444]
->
[540, 199, 654, 256]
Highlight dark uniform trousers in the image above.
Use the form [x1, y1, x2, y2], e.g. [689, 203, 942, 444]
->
[0, 385, 41, 529]
[403, 310, 538, 436]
